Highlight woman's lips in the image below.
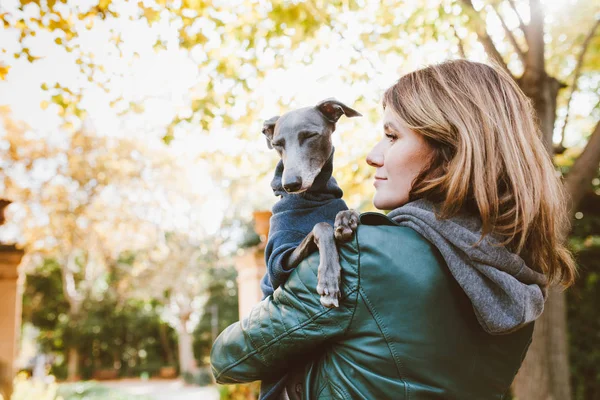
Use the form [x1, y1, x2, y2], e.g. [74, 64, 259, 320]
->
[374, 177, 387, 186]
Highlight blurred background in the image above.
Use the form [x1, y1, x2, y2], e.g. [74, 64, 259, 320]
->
[0, 0, 598, 399]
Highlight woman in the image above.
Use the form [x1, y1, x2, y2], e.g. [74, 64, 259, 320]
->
[210, 59, 576, 399]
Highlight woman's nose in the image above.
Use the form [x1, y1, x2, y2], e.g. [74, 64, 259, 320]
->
[366, 145, 383, 167]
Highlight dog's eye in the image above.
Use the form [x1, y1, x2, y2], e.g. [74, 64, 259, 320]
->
[299, 132, 319, 145]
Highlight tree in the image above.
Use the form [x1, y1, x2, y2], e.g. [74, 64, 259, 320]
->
[124, 231, 226, 375]
[193, 264, 239, 366]
[21, 257, 179, 380]
[0, 108, 222, 379]
[0, 0, 324, 142]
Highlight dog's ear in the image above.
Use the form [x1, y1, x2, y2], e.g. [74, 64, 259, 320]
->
[262, 116, 279, 149]
[316, 98, 362, 124]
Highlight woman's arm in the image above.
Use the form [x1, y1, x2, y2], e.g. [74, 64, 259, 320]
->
[210, 247, 359, 384]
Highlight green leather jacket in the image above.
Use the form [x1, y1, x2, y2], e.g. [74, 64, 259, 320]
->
[211, 213, 533, 399]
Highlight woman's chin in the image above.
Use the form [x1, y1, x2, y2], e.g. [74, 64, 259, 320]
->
[373, 195, 392, 211]
[373, 193, 407, 211]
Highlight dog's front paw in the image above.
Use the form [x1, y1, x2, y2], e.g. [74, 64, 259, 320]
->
[334, 209, 360, 242]
[317, 264, 341, 308]
[317, 282, 340, 308]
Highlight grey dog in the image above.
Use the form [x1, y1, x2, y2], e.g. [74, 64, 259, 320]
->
[262, 98, 362, 308]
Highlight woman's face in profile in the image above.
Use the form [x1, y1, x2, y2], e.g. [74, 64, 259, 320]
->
[366, 106, 435, 210]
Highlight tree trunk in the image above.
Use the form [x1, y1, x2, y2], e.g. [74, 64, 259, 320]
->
[177, 317, 197, 375]
[564, 121, 600, 216]
[518, 69, 564, 154]
[513, 69, 572, 400]
[61, 254, 84, 381]
[513, 287, 571, 400]
[67, 347, 80, 382]
[159, 321, 175, 366]
[66, 299, 83, 381]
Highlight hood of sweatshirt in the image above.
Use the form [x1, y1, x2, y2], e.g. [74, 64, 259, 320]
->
[386, 198, 548, 335]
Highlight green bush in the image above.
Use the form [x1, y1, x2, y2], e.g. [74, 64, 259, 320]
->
[126, 360, 164, 378]
[193, 265, 239, 365]
[218, 382, 260, 400]
[22, 258, 179, 380]
[182, 367, 214, 386]
[567, 190, 600, 400]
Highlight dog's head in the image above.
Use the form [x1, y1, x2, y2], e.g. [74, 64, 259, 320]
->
[262, 98, 361, 193]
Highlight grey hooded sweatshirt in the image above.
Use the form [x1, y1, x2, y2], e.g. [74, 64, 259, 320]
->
[387, 198, 548, 335]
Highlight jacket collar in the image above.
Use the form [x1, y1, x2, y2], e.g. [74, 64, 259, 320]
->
[359, 212, 397, 226]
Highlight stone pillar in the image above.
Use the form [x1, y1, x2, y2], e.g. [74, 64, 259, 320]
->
[234, 211, 271, 320]
[0, 200, 24, 400]
[0, 245, 24, 400]
[235, 249, 267, 320]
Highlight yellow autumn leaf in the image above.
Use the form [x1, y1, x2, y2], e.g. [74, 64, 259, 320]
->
[142, 6, 160, 24]
[183, 0, 204, 10]
[0, 65, 9, 80]
[98, 0, 112, 11]
[40, 100, 49, 110]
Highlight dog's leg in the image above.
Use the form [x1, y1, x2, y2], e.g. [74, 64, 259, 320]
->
[286, 231, 318, 269]
[313, 222, 341, 308]
[284, 222, 341, 308]
[334, 210, 360, 242]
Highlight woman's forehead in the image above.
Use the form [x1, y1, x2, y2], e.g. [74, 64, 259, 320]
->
[382, 107, 404, 130]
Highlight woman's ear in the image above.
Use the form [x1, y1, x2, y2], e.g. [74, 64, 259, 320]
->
[315, 98, 362, 123]
[262, 116, 279, 149]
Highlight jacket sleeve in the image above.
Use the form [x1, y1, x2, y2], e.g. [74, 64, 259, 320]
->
[210, 242, 359, 384]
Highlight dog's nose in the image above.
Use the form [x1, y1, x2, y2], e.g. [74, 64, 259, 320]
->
[283, 178, 303, 193]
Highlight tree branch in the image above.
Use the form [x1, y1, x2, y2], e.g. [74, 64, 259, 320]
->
[560, 19, 600, 148]
[305, 0, 379, 73]
[564, 120, 600, 217]
[506, 0, 528, 40]
[526, 0, 545, 73]
[460, 0, 512, 77]
[451, 23, 467, 58]
[490, 3, 527, 65]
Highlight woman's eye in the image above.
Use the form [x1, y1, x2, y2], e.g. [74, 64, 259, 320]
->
[385, 133, 397, 142]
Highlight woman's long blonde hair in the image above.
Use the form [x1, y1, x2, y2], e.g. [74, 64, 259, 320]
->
[383, 59, 576, 287]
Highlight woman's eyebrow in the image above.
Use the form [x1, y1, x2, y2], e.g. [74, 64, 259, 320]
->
[383, 122, 399, 131]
